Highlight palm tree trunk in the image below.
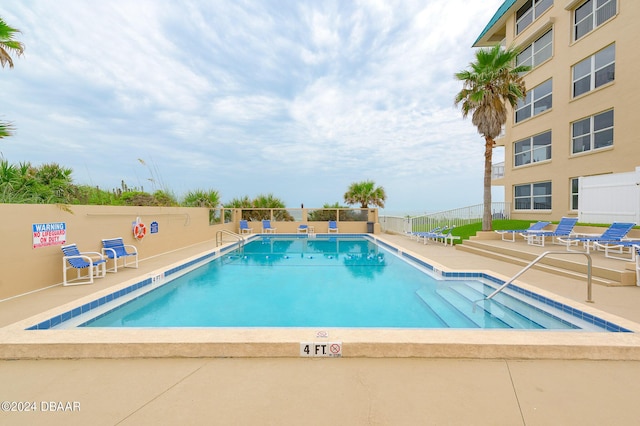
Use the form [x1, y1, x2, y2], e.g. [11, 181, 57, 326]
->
[483, 136, 493, 231]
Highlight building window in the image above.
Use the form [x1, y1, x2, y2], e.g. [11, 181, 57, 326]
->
[574, 0, 616, 41]
[517, 29, 553, 69]
[514, 182, 552, 210]
[572, 109, 614, 154]
[572, 44, 615, 97]
[516, 0, 553, 35]
[515, 79, 552, 123]
[514, 131, 552, 167]
[570, 178, 579, 210]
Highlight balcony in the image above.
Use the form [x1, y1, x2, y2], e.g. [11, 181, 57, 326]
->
[492, 162, 505, 180]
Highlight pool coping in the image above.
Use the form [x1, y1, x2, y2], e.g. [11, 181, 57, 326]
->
[3, 234, 640, 360]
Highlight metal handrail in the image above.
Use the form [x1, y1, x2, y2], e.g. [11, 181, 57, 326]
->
[216, 230, 244, 248]
[479, 250, 594, 304]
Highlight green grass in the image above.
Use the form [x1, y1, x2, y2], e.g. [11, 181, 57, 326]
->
[449, 220, 534, 244]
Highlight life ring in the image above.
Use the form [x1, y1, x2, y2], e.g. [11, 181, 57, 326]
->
[133, 222, 147, 240]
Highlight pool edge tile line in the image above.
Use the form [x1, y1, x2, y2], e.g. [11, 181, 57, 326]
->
[25, 236, 632, 333]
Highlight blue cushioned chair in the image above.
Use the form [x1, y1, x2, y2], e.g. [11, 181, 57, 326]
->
[262, 220, 277, 233]
[239, 220, 253, 234]
[101, 237, 139, 273]
[557, 222, 636, 253]
[494, 221, 550, 242]
[328, 221, 338, 233]
[522, 217, 578, 247]
[61, 243, 107, 286]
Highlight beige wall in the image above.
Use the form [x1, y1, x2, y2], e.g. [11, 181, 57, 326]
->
[487, 1, 640, 221]
[0, 204, 233, 300]
[0, 205, 378, 300]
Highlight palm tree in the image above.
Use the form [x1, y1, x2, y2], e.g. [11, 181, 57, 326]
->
[454, 44, 529, 231]
[1, 17, 25, 139]
[0, 17, 25, 68]
[343, 180, 386, 208]
[0, 121, 14, 139]
[183, 189, 220, 208]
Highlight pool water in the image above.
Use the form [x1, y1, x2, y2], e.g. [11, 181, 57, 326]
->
[77, 236, 594, 330]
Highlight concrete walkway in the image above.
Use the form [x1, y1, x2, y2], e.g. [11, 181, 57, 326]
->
[2, 234, 640, 425]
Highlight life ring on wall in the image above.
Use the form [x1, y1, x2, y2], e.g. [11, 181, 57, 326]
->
[133, 222, 147, 240]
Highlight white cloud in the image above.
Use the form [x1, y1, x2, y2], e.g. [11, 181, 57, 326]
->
[1, 0, 505, 210]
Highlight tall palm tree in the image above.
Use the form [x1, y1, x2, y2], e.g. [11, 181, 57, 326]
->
[0, 17, 25, 68]
[344, 180, 386, 208]
[454, 44, 530, 231]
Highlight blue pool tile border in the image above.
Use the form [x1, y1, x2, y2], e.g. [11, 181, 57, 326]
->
[27, 235, 632, 333]
[26, 246, 226, 331]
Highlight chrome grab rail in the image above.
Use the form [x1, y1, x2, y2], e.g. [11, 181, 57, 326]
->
[216, 230, 244, 248]
[478, 251, 594, 305]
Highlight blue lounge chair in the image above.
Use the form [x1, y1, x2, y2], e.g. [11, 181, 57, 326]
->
[426, 226, 460, 246]
[420, 226, 449, 244]
[328, 221, 338, 233]
[297, 224, 308, 233]
[495, 221, 550, 242]
[239, 220, 253, 234]
[262, 220, 277, 233]
[593, 239, 640, 261]
[101, 237, 138, 273]
[410, 226, 441, 242]
[557, 222, 636, 253]
[522, 217, 578, 247]
[61, 243, 107, 286]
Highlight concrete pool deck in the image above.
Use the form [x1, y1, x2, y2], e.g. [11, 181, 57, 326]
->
[2, 233, 640, 424]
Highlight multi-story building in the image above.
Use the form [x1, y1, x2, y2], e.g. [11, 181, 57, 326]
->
[475, 0, 639, 221]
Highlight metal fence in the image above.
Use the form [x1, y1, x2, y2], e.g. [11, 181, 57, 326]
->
[380, 202, 510, 234]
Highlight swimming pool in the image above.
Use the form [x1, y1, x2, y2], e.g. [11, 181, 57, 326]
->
[30, 235, 630, 332]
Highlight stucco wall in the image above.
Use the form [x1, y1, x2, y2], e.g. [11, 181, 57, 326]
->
[0, 204, 234, 300]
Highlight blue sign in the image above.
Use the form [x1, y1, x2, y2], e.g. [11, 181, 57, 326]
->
[150, 221, 159, 234]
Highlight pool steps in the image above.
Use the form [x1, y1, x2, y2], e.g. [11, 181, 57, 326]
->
[457, 239, 634, 286]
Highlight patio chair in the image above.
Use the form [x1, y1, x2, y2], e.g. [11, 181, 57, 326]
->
[297, 224, 308, 233]
[328, 220, 339, 233]
[593, 239, 640, 261]
[262, 220, 277, 233]
[521, 217, 578, 247]
[101, 237, 138, 273]
[420, 226, 449, 244]
[494, 221, 550, 242]
[410, 226, 441, 242]
[427, 226, 460, 246]
[239, 220, 253, 234]
[61, 243, 107, 286]
[636, 246, 640, 286]
[557, 222, 636, 253]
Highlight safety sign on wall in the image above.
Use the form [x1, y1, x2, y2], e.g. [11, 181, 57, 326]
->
[32, 222, 67, 249]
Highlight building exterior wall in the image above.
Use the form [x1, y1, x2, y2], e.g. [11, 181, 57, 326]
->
[479, 0, 639, 222]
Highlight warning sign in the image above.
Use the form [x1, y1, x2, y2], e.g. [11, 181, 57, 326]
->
[300, 342, 342, 357]
[32, 222, 66, 249]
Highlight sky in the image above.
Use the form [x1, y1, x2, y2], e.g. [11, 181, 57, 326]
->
[0, 0, 504, 215]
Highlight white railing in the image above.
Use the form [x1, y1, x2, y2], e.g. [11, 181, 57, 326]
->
[379, 216, 411, 234]
[380, 202, 510, 234]
[492, 162, 505, 180]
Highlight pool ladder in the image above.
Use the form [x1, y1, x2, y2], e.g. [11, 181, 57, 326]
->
[474, 251, 594, 309]
[216, 230, 245, 251]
